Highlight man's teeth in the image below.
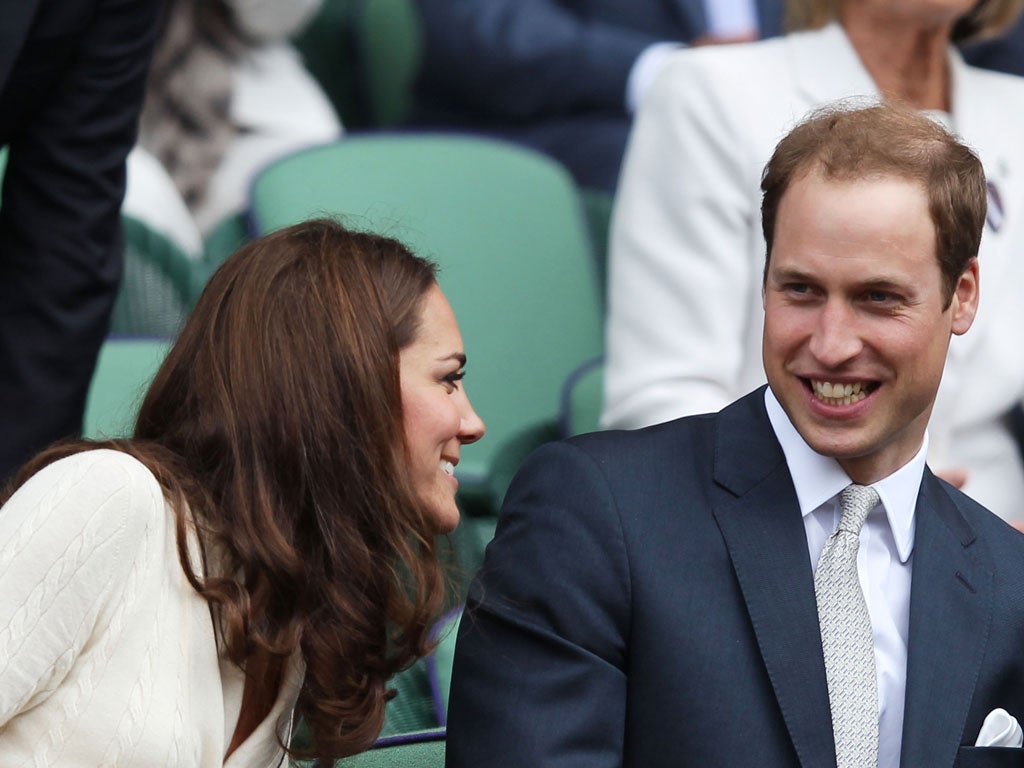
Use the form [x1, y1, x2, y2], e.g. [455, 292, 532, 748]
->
[811, 380, 869, 405]
[440, 460, 455, 476]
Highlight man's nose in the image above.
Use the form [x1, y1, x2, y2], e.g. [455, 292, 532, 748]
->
[808, 301, 863, 368]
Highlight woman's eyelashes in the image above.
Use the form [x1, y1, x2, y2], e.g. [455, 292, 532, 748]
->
[442, 369, 466, 390]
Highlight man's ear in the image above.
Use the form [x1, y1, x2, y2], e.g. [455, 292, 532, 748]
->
[950, 257, 979, 336]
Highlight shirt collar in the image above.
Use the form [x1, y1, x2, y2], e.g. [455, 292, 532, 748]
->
[764, 388, 923, 563]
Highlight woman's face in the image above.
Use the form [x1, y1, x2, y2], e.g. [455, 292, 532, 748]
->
[399, 284, 485, 532]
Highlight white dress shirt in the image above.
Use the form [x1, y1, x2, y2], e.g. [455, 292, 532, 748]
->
[704, 0, 758, 37]
[765, 388, 925, 768]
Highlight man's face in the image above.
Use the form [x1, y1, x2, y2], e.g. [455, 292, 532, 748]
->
[762, 170, 978, 483]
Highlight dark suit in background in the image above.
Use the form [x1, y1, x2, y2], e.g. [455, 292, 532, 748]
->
[446, 389, 1024, 767]
[962, 13, 1024, 77]
[0, 0, 164, 482]
[412, 0, 784, 191]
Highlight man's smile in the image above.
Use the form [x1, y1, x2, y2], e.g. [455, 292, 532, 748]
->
[806, 379, 879, 406]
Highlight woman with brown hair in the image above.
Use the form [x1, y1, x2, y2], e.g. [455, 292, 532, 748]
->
[0, 218, 485, 766]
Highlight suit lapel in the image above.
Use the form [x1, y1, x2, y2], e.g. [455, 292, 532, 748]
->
[0, 1, 42, 93]
[900, 474, 993, 768]
[712, 391, 836, 768]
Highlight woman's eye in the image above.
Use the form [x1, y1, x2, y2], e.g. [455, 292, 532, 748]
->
[443, 370, 466, 388]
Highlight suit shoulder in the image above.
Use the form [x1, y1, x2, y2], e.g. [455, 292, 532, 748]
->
[644, 35, 796, 151]
[653, 35, 788, 108]
[565, 411, 718, 469]
[935, 478, 1024, 554]
[661, 33, 789, 81]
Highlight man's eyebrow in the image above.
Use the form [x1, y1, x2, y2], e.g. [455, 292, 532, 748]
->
[857, 278, 909, 292]
[768, 268, 910, 291]
[767, 267, 814, 283]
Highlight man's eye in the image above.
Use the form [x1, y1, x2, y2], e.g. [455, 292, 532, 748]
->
[866, 290, 895, 303]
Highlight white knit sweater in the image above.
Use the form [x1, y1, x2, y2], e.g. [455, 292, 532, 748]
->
[0, 450, 303, 767]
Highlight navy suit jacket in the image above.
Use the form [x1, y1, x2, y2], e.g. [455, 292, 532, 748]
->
[446, 388, 1024, 767]
[412, 0, 783, 190]
[0, 0, 162, 480]
[962, 14, 1024, 78]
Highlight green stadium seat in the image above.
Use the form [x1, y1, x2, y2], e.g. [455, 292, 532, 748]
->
[355, 0, 423, 127]
[83, 337, 171, 439]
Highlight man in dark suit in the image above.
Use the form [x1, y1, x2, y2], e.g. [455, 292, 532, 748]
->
[0, 0, 164, 482]
[446, 102, 1024, 767]
[412, 0, 784, 192]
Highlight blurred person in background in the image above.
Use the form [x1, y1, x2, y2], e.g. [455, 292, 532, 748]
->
[412, 0, 784, 193]
[0, 0, 164, 485]
[126, 0, 342, 253]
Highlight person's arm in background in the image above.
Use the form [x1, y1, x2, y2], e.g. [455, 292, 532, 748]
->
[0, 0, 164, 481]
[415, 0, 669, 120]
[602, 48, 760, 429]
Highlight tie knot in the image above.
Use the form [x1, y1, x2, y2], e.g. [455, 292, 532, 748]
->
[838, 484, 878, 534]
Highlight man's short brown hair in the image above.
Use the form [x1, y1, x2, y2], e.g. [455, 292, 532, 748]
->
[760, 100, 987, 305]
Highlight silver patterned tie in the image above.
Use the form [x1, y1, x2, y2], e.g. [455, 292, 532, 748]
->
[814, 483, 880, 768]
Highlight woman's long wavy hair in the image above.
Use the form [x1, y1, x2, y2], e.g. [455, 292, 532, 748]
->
[8, 219, 447, 760]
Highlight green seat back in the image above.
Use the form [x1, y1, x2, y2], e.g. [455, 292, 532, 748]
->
[579, 187, 614, 304]
[355, 0, 423, 126]
[111, 217, 196, 336]
[561, 356, 605, 437]
[380, 659, 439, 736]
[294, 0, 362, 126]
[290, 731, 446, 768]
[84, 337, 171, 439]
[196, 212, 250, 302]
[427, 609, 462, 723]
[250, 135, 603, 513]
[339, 732, 445, 768]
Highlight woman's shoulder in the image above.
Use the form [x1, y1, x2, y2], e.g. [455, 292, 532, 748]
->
[647, 34, 795, 137]
[4, 448, 168, 544]
[660, 30, 792, 84]
[22, 448, 161, 497]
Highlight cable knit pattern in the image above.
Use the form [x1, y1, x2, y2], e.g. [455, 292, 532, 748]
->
[0, 450, 301, 768]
